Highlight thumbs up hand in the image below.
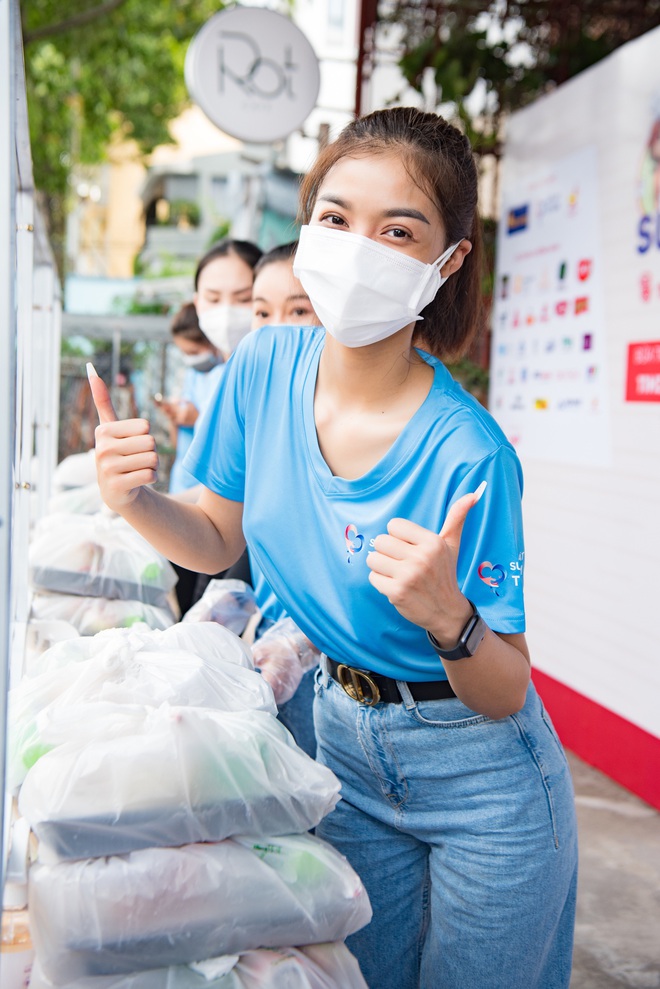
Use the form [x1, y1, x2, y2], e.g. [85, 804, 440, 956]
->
[366, 482, 487, 640]
[88, 363, 159, 513]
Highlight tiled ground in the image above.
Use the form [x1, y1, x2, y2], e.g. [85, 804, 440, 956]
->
[568, 751, 660, 988]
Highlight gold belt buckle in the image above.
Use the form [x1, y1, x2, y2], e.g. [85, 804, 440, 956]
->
[336, 664, 381, 706]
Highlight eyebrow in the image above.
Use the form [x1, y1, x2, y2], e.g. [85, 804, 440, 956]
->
[316, 195, 430, 225]
[253, 293, 310, 304]
[204, 285, 252, 295]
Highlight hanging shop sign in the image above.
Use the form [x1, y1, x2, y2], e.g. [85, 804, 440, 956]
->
[185, 7, 320, 143]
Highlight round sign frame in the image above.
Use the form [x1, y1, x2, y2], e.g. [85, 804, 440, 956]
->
[185, 7, 321, 144]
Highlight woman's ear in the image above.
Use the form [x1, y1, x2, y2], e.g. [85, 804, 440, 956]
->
[440, 239, 472, 277]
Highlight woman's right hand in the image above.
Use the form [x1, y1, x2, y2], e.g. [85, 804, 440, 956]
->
[88, 364, 159, 513]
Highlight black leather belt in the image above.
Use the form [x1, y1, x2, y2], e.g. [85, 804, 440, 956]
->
[326, 657, 456, 706]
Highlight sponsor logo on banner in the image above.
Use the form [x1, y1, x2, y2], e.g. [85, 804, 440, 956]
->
[537, 194, 561, 220]
[626, 341, 660, 402]
[575, 297, 589, 315]
[577, 259, 592, 281]
[507, 205, 529, 235]
[641, 272, 652, 301]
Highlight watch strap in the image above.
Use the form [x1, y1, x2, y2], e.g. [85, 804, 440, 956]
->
[426, 602, 487, 661]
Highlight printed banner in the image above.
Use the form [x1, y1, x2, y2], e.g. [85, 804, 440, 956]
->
[490, 146, 610, 465]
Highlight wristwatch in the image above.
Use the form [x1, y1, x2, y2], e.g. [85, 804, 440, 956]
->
[426, 601, 487, 661]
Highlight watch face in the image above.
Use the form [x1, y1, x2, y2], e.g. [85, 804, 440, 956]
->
[464, 615, 486, 655]
[426, 607, 486, 660]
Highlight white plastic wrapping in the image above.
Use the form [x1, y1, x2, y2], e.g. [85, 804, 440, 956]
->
[19, 705, 340, 859]
[52, 450, 97, 491]
[23, 620, 80, 670]
[30, 592, 175, 635]
[9, 628, 275, 788]
[29, 514, 177, 607]
[24, 623, 255, 677]
[29, 835, 372, 982]
[47, 482, 104, 516]
[252, 618, 322, 705]
[28, 942, 368, 989]
[182, 579, 258, 636]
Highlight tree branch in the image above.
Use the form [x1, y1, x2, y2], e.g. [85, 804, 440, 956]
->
[24, 0, 130, 44]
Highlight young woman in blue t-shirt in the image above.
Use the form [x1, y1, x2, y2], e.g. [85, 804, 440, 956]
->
[89, 107, 578, 989]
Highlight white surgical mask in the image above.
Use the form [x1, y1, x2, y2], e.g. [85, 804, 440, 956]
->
[180, 351, 221, 372]
[293, 224, 460, 348]
[198, 304, 253, 355]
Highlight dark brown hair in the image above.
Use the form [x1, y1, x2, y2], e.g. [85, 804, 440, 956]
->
[254, 240, 298, 277]
[170, 301, 209, 345]
[194, 239, 263, 290]
[298, 107, 482, 360]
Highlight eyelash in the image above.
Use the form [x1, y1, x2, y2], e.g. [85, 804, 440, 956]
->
[318, 213, 412, 240]
[320, 212, 346, 226]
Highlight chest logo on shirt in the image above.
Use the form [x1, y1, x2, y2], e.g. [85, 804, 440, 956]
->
[478, 561, 507, 595]
[344, 523, 364, 562]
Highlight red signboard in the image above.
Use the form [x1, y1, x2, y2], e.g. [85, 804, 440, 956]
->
[626, 341, 660, 402]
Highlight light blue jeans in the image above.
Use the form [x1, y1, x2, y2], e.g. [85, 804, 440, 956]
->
[277, 666, 317, 759]
[313, 664, 578, 989]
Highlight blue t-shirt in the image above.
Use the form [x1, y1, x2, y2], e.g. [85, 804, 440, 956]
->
[169, 363, 225, 493]
[185, 326, 525, 681]
[251, 567, 286, 625]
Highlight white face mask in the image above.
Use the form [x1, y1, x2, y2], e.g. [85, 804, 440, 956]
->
[293, 224, 460, 348]
[180, 351, 221, 372]
[198, 304, 253, 355]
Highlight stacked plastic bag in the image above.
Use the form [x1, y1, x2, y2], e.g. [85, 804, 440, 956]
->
[183, 580, 321, 705]
[27, 450, 178, 635]
[13, 622, 371, 987]
[29, 942, 368, 989]
[28, 512, 177, 633]
[8, 623, 274, 792]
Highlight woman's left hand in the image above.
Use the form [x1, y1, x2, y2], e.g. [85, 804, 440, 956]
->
[366, 490, 481, 643]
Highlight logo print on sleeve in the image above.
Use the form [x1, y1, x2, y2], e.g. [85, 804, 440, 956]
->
[477, 561, 507, 596]
[344, 523, 364, 563]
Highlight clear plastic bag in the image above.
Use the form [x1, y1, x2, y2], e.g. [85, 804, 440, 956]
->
[9, 626, 275, 788]
[182, 579, 258, 636]
[30, 592, 175, 636]
[252, 618, 321, 705]
[29, 513, 178, 607]
[236, 943, 368, 989]
[19, 705, 340, 859]
[28, 958, 244, 989]
[29, 834, 372, 982]
[23, 620, 80, 674]
[52, 450, 97, 491]
[47, 482, 103, 516]
[28, 943, 368, 989]
[24, 622, 254, 678]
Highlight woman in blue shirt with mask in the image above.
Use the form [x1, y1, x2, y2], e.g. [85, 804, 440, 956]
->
[164, 302, 225, 496]
[89, 107, 577, 989]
